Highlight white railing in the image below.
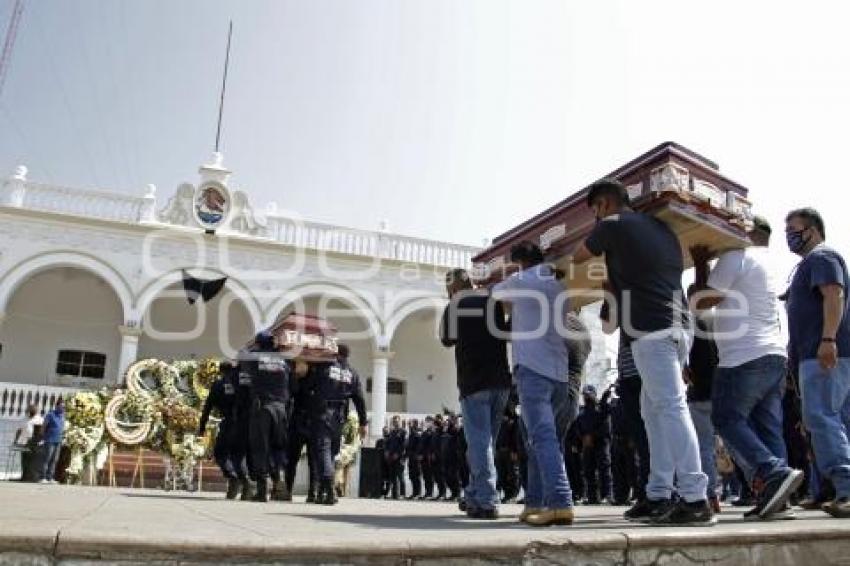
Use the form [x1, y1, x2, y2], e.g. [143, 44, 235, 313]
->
[0, 382, 82, 421]
[20, 182, 145, 223]
[266, 216, 477, 268]
[2, 177, 478, 268]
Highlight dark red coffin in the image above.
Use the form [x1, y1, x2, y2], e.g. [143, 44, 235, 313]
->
[269, 313, 339, 362]
[473, 142, 755, 307]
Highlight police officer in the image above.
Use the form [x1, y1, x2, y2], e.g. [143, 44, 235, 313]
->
[244, 331, 292, 503]
[386, 415, 406, 499]
[285, 360, 319, 502]
[406, 419, 423, 500]
[234, 353, 256, 500]
[310, 344, 368, 505]
[430, 415, 446, 500]
[198, 360, 245, 499]
[441, 415, 461, 501]
[576, 384, 613, 505]
[376, 427, 390, 498]
[419, 416, 435, 500]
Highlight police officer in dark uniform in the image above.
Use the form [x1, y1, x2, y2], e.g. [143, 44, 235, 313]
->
[198, 360, 245, 499]
[576, 384, 613, 505]
[376, 427, 390, 498]
[441, 415, 461, 501]
[430, 414, 446, 500]
[386, 415, 406, 499]
[406, 419, 423, 499]
[234, 354, 256, 500]
[419, 416, 435, 499]
[285, 360, 319, 502]
[244, 331, 292, 503]
[309, 344, 368, 505]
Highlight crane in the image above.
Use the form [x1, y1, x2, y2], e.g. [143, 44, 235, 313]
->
[0, 0, 25, 101]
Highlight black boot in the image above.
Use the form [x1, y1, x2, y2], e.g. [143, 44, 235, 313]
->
[306, 483, 317, 504]
[319, 480, 337, 505]
[271, 480, 291, 502]
[226, 478, 240, 500]
[253, 479, 269, 503]
[240, 479, 255, 501]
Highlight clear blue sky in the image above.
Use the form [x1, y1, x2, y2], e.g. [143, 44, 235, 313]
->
[2, 0, 849, 283]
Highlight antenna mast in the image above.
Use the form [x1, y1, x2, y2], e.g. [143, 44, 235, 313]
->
[214, 20, 233, 153]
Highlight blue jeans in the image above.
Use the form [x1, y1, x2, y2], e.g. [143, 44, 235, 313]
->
[460, 387, 510, 511]
[630, 329, 708, 503]
[688, 400, 717, 499]
[42, 442, 61, 481]
[516, 365, 573, 509]
[800, 358, 850, 498]
[712, 354, 789, 485]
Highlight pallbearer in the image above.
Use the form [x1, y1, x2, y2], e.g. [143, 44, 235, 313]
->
[310, 343, 368, 505]
[198, 360, 246, 499]
[244, 331, 293, 502]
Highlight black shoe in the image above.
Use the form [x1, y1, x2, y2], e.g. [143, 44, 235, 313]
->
[458, 499, 467, 512]
[270, 481, 291, 502]
[226, 478, 240, 500]
[625, 499, 656, 522]
[467, 507, 499, 520]
[823, 497, 850, 518]
[759, 469, 804, 519]
[652, 500, 717, 526]
[627, 498, 675, 523]
[252, 480, 269, 503]
[240, 479, 255, 501]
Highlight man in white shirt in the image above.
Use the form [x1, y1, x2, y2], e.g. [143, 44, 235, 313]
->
[691, 216, 803, 521]
[14, 405, 43, 482]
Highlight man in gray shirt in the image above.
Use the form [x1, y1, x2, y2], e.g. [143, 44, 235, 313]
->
[493, 241, 573, 527]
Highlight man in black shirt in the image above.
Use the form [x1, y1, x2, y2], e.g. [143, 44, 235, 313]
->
[440, 268, 511, 519]
[573, 179, 712, 526]
[406, 419, 423, 500]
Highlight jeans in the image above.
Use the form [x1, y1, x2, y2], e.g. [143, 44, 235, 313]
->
[688, 400, 717, 499]
[516, 365, 574, 509]
[631, 328, 708, 503]
[460, 387, 510, 511]
[800, 358, 850, 498]
[41, 442, 61, 481]
[712, 354, 789, 485]
[617, 377, 650, 500]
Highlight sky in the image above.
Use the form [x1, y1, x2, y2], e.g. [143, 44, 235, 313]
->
[2, 0, 850, 285]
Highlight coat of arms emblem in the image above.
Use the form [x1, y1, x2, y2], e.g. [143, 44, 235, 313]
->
[194, 183, 230, 230]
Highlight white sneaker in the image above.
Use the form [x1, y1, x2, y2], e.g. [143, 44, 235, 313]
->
[49, 480, 58, 484]
[38, 479, 49, 484]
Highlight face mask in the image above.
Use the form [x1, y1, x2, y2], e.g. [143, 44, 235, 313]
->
[786, 229, 809, 254]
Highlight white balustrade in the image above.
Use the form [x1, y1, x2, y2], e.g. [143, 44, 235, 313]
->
[19, 182, 145, 223]
[6, 180, 478, 268]
[265, 216, 477, 268]
[0, 382, 82, 421]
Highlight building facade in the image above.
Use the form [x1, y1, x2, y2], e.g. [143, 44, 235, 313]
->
[0, 153, 480, 442]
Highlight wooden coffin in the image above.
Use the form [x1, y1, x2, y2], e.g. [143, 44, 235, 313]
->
[473, 142, 755, 308]
[268, 313, 339, 362]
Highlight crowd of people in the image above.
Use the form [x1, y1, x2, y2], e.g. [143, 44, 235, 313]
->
[434, 178, 850, 527]
[12, 178, 850, 531]
[197, 338, 368, 505]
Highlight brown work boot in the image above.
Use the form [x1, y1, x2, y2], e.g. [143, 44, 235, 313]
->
[525, 508, 575, 526]
[518, 507, 544, 523]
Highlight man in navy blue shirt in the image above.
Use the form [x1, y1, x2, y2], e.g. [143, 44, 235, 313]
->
[785, 207, 850, 518]
[40, 398, 65, 483]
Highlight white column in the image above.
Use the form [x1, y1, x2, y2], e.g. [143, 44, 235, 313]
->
[370, 350, 393, 440]
[117, 324, 143, 385]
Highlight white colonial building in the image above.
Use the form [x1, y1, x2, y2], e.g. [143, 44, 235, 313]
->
[0, 153, 482, 450]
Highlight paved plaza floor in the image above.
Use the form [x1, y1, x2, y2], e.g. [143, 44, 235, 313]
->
[2, 482, 850, 564]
